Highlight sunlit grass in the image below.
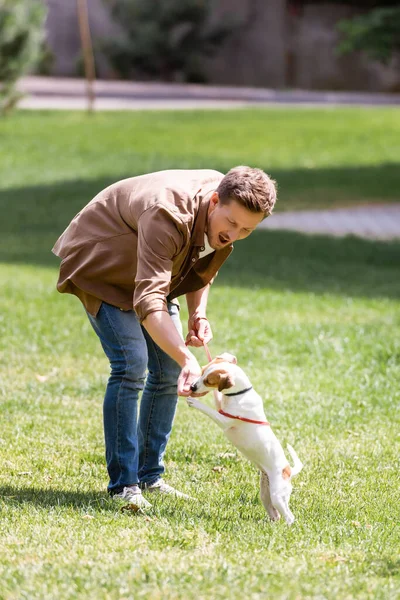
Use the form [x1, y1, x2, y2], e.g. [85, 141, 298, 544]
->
[1, 230, 399, 599]
[0, 108, 399, 598]
[0, 107, 399, 210]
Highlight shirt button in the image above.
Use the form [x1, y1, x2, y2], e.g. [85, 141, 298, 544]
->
[191, 257, 196, 262]
[180, 276, 184, 281]
[200, 246, 205, 251]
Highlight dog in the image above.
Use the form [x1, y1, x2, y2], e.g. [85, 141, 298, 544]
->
[187, 353, 303, 525]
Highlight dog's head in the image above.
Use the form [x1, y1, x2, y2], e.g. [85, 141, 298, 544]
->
[269, 444, 303, 525]
[190, 353, 237, 394]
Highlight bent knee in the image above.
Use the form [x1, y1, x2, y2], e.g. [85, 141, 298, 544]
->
[147, 365, 180, 388]
[110, 352, 147, 383]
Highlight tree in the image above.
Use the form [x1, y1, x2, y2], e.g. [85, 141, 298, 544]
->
[102, 0, 233, 83]
[0, 0, 47, 114]
[77, 0, 96, 112]
[337, 6, 400, 64]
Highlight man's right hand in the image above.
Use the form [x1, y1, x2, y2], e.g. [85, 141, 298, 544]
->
[177, 357, 207, 397]
[142, 311, 208, 397]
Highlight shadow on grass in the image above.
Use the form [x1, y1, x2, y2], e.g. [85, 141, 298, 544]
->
[0, 485, 112, 510]
[0, 484, 259, 525]
[372, 558, 400, 578]
[274, 161, 400, 210]
[217, 229, 400, 300]
[1, 170, 399, 300]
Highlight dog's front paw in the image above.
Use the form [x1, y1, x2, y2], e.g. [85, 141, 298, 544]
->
[186, 396, 197, 408]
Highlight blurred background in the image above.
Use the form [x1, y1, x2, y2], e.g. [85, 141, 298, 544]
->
[3, 0, 400, 99]
[42, 0, 400, 91]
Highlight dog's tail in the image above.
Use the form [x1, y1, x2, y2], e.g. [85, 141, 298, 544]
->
[287, 444, 303, 478]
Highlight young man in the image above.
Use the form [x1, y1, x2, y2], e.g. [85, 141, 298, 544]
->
[52, 166, 277, 508]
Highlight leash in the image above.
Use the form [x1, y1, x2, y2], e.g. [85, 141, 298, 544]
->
[201, 340, 221, 411]
[185, 318, 212, 360]
[203, 340, 213, 362]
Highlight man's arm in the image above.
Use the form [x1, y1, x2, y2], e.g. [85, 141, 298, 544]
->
[134, 203, 206, 394]
[185, 285, 213, 347]
[133, 204, 184, 322]
[142, 310, 202, 396]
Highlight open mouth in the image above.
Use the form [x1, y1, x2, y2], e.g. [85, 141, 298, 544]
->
[218, 234, 229, 245]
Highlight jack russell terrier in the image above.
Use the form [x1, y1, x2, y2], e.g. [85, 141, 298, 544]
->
[188, 353, 303, 525]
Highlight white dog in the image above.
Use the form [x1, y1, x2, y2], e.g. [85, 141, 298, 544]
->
[188, 353, 303, 525]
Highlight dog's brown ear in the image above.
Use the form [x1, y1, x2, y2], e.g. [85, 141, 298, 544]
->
[203, 367, 235, 390]
[218, 373, 235, 392]
[203, 371, 220, 388]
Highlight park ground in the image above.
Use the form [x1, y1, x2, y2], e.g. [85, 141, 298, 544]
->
[0, 107, 399, 599]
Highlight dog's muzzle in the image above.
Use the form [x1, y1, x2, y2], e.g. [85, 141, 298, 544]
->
[190, 381, 198, 392]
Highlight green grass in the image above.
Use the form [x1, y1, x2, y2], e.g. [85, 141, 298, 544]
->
[0, 108, 399, 599]
[1, 108, 400, 201]
[1, 107, 400, 268]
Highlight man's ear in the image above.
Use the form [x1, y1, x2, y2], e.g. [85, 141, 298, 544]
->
[218, 373, 235, 392]
[208, 191, 219, 214]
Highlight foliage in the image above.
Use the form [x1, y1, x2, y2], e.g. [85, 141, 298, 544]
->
[301, 0, 399, 6]
[35, 42, 55, 76]
[337, 6, 400, 64]
[0, 0, 46, 114]
[102, 0, 233, 82]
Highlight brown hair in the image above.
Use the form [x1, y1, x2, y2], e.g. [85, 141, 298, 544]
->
[216, 166, 277, 218]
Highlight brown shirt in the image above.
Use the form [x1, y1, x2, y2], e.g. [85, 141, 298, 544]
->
[52, 169, 233, 321]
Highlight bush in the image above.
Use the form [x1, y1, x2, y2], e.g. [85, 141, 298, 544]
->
[337, 6, 400, 64]
[102, 0, 233, 83]
[0, 0, 47, 114]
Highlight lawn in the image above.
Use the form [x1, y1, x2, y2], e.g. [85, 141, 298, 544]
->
[0, 108, 399, 599]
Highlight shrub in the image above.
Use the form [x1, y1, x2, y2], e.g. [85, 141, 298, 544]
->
[337, 6, 400, 64]
[102, 0, 233, 83]
[0, 0, 47, 114]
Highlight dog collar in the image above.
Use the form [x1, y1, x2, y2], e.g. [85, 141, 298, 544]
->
[218, 408, 270, 426]
[223, 386, 253, 397]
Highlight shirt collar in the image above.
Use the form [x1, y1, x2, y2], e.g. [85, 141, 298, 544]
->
[191, 182, 233, 255]
[191, 192, 211, 247]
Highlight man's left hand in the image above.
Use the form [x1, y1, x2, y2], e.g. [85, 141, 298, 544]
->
[185, 316, 213, 347]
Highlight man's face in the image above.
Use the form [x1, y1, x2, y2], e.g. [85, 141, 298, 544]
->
[206, 192, 264, 250]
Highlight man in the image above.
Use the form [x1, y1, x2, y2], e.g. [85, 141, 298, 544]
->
[52, 166, 277, 509]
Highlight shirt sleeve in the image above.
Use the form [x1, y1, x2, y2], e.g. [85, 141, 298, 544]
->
[133, 204, 187, 322]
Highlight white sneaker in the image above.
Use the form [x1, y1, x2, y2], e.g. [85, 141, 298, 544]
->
[112, 485, 152, 510]
[143, 479, 194, 500]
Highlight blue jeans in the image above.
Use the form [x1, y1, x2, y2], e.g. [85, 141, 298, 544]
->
[86, 301, 182, 493]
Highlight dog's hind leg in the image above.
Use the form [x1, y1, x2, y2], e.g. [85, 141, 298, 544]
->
[186, 397, 233, 432]
[260, 472, 280, 522]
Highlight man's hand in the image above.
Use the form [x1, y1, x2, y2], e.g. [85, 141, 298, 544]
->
[185, 316, 213, 347]
[142, 311, 208, 397]
[177, 356, 207, 397]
